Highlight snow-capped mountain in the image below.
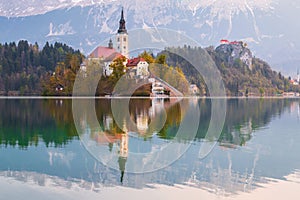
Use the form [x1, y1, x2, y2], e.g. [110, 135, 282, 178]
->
[0, 0, 299, 76]
[0, 0, 274, 18]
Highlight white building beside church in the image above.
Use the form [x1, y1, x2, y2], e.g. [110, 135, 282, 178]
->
[126, 57, 149, 79]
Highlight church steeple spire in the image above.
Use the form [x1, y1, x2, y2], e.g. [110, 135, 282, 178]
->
[116, 7, 129, 58]
[118, 8, 127, 34]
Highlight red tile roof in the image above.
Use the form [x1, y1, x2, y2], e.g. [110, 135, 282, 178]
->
[89, 46, 119, 60]
[126, 57, 146, 67]
[220, 39, 229, 43]
[94, 132, 123, 144]
[104, 52, 124, 62]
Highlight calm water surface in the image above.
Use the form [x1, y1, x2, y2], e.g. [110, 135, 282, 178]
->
[0, 98, 300, 199]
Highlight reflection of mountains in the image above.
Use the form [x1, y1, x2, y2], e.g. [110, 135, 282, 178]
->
[0, 141, 273, 194]
[0, 164, 270, 196]
[0, 148, 297, 196]
[0, 98, 300, 196]
[0, 168, 270, 196]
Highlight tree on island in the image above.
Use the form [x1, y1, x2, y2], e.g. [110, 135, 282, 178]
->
[42, 53, 82, 96]
[109, 56, 126, 83]
[139, 51, 190, 95]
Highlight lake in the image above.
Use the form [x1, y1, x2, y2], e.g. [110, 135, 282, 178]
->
[0, 98, 300, 199]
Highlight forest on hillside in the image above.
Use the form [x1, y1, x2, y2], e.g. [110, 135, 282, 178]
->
[162, 46, 298, 96]
[0, 40, 297, 96]
[0, 40, 83, 95]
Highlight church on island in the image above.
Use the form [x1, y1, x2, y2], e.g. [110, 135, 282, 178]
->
[82, 8, 150, 79]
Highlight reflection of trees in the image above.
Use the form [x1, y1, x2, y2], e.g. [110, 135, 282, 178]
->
[0, 98, 294, 149]
[172, 98, 293, 147]
[93, 99, 184, 139]
[0, 99, 77, 148]
[42, 100, 78, 146]
[157, 100, 183, 139]
[1, 98, 299, 194]
[211, 99, 291, 147]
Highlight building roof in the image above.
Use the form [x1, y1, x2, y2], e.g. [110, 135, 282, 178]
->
[104, 52, 124, 62]
[93, 132, 122, 144]
[126, 57, 146, 67]
[89, 46, 116, 59]
[220, 39, 229, 43]
[89, 46, 119, 60]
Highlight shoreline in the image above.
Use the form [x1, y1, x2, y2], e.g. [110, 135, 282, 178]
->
[0, 96, 299, 99]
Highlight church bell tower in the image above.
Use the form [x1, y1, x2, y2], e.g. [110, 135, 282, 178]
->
[116, 8, 129, 58]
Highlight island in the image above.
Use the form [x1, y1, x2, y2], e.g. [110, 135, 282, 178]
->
[0, 9, 299, 97]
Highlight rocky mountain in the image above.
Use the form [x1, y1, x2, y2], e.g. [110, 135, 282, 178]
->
[0, 0, 299, 76]
[216, 41, 253, 69]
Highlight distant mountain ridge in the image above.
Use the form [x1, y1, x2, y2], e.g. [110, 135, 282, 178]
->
[0, 0, 299, 76]
[0, 0, 273, 18]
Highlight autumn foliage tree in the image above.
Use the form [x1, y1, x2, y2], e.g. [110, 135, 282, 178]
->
[140, 51, 190, 95]
[42, 53, 82, 96]
[0, 40, 82, 95]
[109, 56, 126, 83]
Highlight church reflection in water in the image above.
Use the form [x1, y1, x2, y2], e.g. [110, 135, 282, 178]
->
[1, 98, 300, 196]
[76, 98, 296, 183]
[86, 98, 179, 183]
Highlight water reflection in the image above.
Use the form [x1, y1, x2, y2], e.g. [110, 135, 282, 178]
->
[74, 98, 194, 174]
[0, 98, 300, 198]
[0, 98, 291, 148]
[0, 99, 78, 148]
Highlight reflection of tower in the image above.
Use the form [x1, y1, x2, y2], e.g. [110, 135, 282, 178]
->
[119, 132, 128, 158]
[136, 111, 149, 133]
[103, 115, 113, 130]
[149, 98, 164, 118]
[116, 8, 129, 58]
[118, 155, 127, 184]
[118, 121, 128, 184]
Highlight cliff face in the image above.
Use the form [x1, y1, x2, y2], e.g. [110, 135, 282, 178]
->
[216, 42, 253, 70]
